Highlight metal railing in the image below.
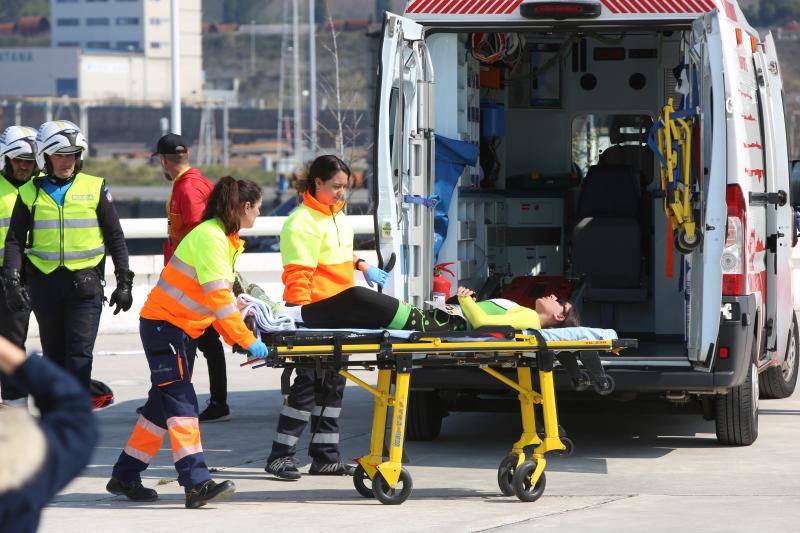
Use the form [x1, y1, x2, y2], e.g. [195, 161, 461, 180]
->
[120, 215, 375, 239]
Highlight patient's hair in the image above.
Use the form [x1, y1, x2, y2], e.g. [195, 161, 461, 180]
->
[553, 304, 581, 329]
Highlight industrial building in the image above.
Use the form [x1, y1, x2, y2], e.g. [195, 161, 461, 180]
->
[0, 0, 202, 103]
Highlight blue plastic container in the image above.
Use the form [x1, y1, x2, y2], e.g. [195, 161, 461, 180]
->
[481, 99, 506, 137]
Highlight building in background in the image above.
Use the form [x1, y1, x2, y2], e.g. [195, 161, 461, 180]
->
[0, 0, 202, 102]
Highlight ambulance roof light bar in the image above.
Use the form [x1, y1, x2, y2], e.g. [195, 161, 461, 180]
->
[520, 1, 602, 20]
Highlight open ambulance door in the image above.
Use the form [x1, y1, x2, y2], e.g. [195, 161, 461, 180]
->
[686, 12, 728, 364]
[372, 12, 435, 307]
[754, 32, 794, 360]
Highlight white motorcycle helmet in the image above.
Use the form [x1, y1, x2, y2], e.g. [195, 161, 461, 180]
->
[35, 120, 89, 176]
[0, 125, 38, 173]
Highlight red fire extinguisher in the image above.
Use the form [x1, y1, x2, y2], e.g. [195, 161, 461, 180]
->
[432, 262, 455, 302]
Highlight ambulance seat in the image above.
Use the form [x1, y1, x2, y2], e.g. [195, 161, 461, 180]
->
[571, 164, 647, 302]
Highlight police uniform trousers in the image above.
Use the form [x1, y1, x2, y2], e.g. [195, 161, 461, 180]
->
[112, 318, 211, 488]
[0, 290, 31, 401]
[26, 264, 103, 391]
[268, 368, 347, 465]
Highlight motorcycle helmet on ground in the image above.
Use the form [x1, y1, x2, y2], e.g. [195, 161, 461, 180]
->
[35, 120, 88, 178]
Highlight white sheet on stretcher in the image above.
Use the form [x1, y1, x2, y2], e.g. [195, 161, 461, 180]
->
[295, 327, 618, 342]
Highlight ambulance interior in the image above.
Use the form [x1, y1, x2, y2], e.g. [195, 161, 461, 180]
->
[431, 29, 706, 357]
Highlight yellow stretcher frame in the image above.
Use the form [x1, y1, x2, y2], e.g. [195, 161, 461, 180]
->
[243, 331, 635, 505]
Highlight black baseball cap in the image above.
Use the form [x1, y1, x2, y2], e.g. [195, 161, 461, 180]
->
[152, 133, 189, 156]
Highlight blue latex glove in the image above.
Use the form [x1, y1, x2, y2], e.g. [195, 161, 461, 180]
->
[247, 340, 268, 361]
[363, 265, 389, 288]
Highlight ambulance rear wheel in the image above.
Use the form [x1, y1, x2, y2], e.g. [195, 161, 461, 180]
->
[406, 390, 443, 441]
[497, 454, 520, 496]
[353, 465, 374, 498]
[511, 461, 546, 503]
[373, 468, 413, 505]
[674, 229, 702, 254]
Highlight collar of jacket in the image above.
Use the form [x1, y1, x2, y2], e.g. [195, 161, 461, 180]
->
[173, 166, 194, 183]
[209, 217, 244, 250]
[302, 190, 345, 216]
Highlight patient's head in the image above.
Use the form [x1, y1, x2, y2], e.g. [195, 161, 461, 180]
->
[536, 295, 580, 328]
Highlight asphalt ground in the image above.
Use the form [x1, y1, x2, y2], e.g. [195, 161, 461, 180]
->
[32, 333, 800, 533]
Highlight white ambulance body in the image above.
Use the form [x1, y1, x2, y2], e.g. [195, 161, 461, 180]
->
[372, 0, 798, 444]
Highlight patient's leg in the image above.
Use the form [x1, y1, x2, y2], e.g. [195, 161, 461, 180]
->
[300, 287, 467, 331]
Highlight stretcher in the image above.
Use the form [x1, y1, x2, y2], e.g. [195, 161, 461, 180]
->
[241, 327, 637, 505]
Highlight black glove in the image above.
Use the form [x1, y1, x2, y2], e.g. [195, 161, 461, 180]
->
[1, 267, 31, 313]
[109, 269, 134, 315]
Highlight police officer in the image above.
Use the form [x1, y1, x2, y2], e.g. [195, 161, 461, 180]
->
[0, 126, 38, 406]
[2, 120, 133, 391]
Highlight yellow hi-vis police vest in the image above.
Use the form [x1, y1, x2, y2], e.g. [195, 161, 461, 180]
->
[18, 172, 106, 274]
[0, 174, 19, 268]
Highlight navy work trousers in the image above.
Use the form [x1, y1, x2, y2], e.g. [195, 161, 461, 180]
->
[112, 318, 211, 488]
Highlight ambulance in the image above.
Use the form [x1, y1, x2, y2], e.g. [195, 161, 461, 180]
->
[372, 0, 799, 445]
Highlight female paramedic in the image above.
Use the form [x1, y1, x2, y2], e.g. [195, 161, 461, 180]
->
[266, 155, 389, 480]
[107, 176, 267, 509]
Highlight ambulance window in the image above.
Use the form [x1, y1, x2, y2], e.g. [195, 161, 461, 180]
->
[571, 114, 651, 177]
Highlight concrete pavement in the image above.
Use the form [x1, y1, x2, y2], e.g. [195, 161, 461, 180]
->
[35, 333, 800, 533]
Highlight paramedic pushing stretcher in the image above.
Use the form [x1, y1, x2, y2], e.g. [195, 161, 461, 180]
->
[266, 155, 390, 480]
[2, 121, 132, 393]
[107, 177, 267, 509]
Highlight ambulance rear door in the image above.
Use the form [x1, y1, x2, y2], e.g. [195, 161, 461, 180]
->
[373, 12, 435, 306]
[685, 11, 730, 364]
[754, 32, 794, 360]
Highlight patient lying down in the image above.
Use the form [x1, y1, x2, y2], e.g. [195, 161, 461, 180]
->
[272, 286, 580, 332]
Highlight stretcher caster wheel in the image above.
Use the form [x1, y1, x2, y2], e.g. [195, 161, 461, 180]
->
[497, 454, 520, 496]
[373, 468, 413, 505]
[353, 465, 374, 498]
[555, 437, 575, 457]
[674, 229, 702, 254]
[593, 375, 615, 396]
[573, 370, 591, 392]
[511, 461, 546, 503]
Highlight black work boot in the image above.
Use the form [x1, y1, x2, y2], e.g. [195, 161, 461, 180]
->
[309, 462, 356, 476]
[106, 477, 158, 502]
[199, 400, 231, 423]
[265, 455, 302, 480]
[184, 479, 236, 509]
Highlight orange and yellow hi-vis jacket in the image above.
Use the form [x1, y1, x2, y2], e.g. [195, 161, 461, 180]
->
[141, 217, 257, 348]
[280, 191, 355, 305]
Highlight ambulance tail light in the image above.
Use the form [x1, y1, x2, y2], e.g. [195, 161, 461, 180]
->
[721, 184, 747, 296]
[520, 1, 602, 20]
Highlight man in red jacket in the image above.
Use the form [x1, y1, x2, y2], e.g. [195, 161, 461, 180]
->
[154, 133, 230, 422]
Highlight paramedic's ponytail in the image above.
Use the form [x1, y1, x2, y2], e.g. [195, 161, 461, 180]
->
[203, 176, 262, 234]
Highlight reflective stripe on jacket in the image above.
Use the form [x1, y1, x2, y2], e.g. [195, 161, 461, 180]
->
[18, 172, 105, 274]
[140, 217, 257, 348]
[280, 191, 355, 305]
[0, 174, 18, 267]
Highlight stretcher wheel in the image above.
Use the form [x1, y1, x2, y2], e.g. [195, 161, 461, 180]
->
[353, 464, 374, 498]
[512, 461, 546, 503]
[574, 370, 592, 392]
[674, 229, 702, 254]
[373, 468, 413, 505]
[497, 454, 520, 496]
[555, 437, 575, 457]
[592, 375, 616, 396]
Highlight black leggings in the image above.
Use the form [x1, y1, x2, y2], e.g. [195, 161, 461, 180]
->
[300, 286, 467, 332]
